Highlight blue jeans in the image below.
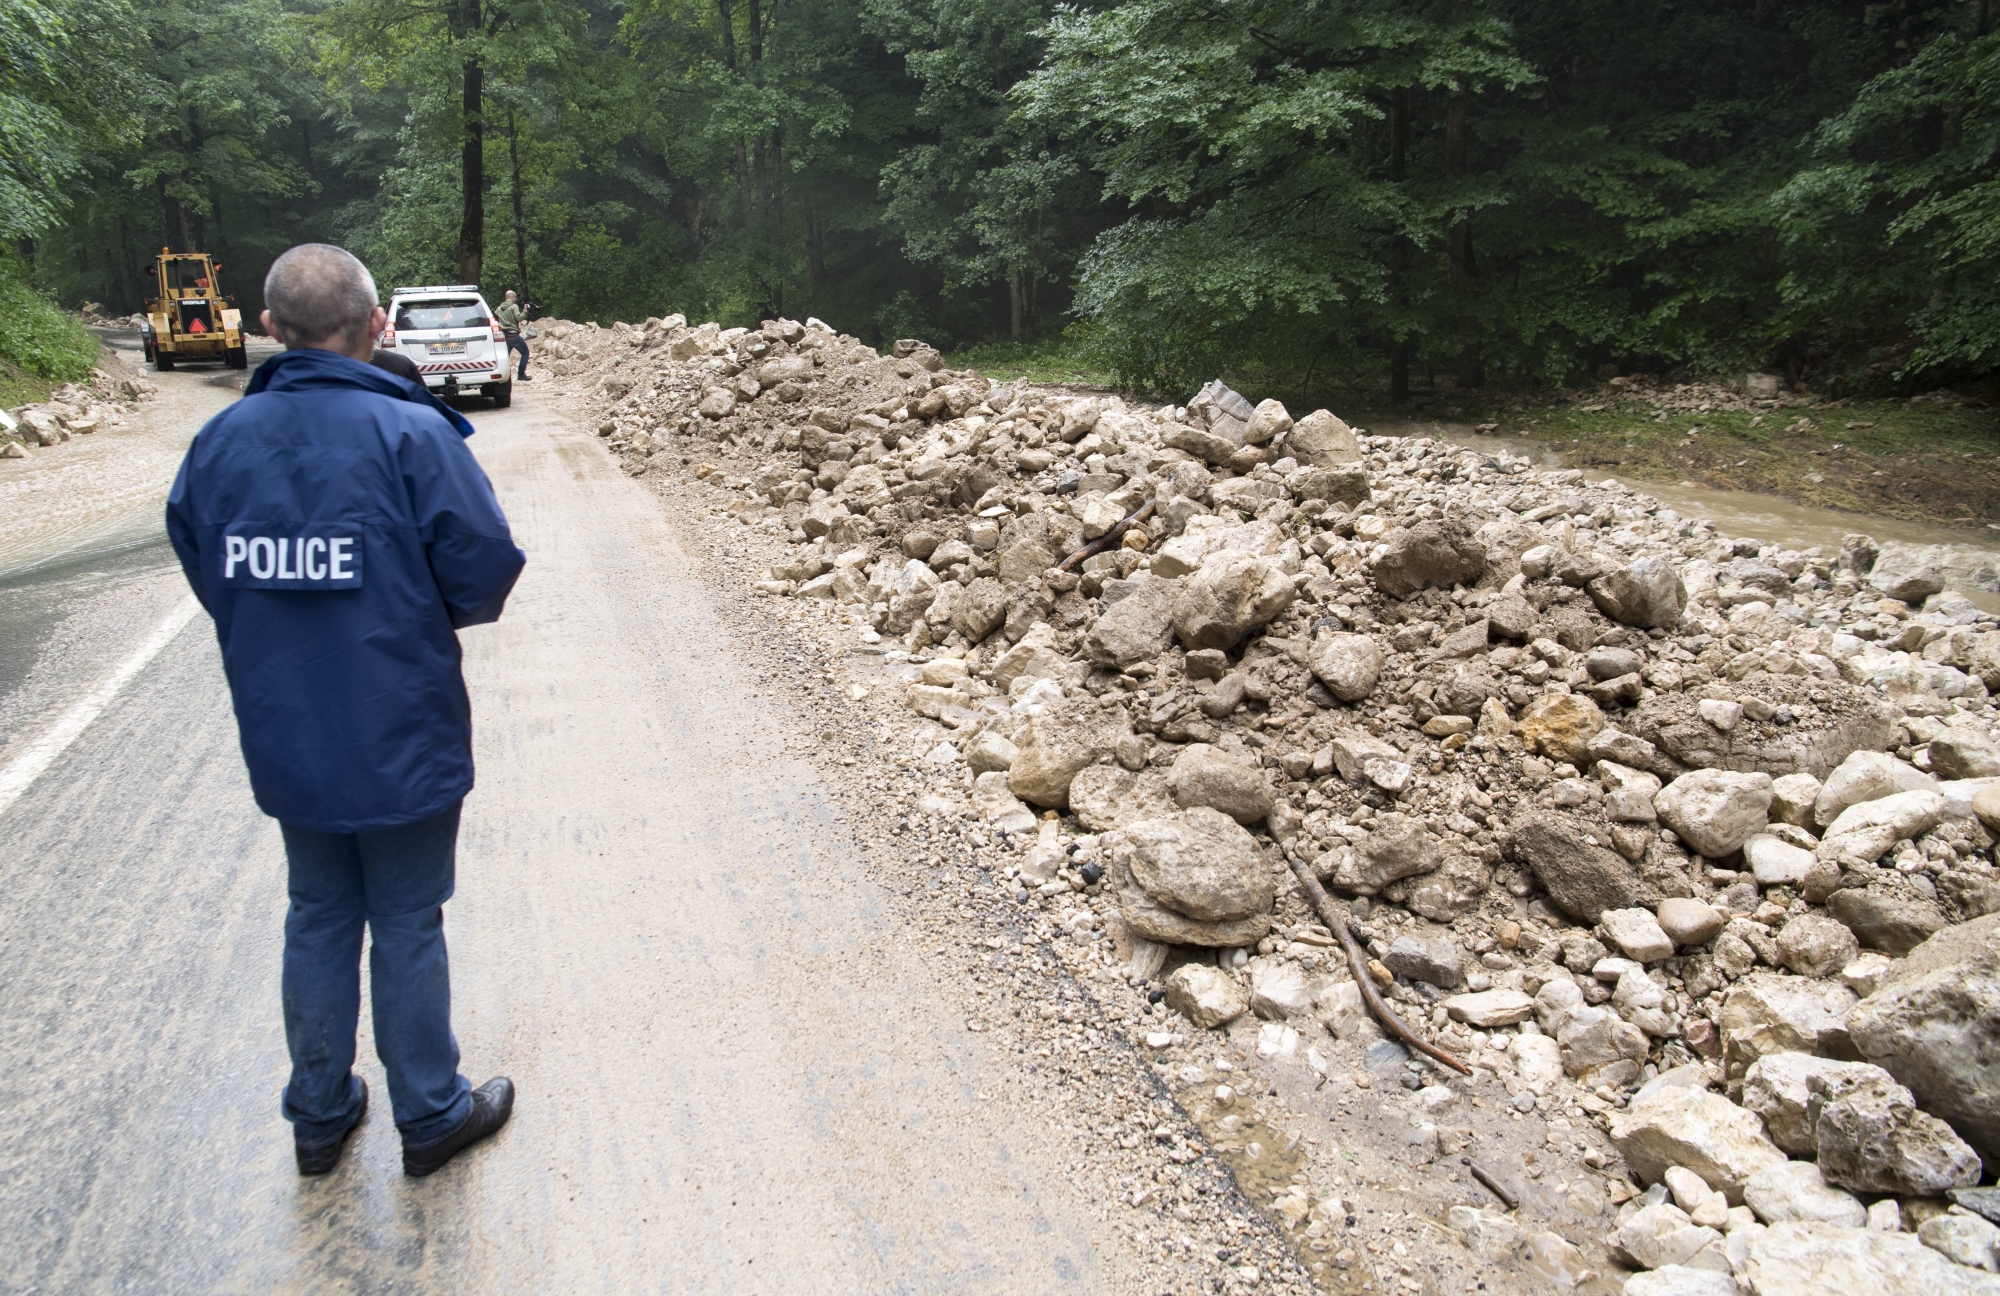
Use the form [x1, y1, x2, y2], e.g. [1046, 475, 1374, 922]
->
[280, 804, 474, 1150]
[504, 332, 529, 377]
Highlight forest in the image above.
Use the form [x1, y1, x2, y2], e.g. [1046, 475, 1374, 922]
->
[5, 0, 2000, 398]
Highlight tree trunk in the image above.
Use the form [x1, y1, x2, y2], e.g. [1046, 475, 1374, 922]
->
[458, 57, 485, 285]
[451, 1, 486, 286]
[1009, 268, 1026, 339]
[1387, 86, 1411, 405]
[1444, 86, 1483, 389]
[508, 109, 531, 300]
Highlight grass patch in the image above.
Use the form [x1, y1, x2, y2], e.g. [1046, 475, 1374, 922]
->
[0, 354, 57, 410]
[945, 335, 1117, 388]
[0, 253, 96, 393]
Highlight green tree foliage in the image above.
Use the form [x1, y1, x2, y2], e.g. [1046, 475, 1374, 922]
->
[13, 0, 2000, 396]
[0, 251, 96, 380]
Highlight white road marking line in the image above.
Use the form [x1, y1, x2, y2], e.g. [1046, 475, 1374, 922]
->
[0, 595, 201, 819]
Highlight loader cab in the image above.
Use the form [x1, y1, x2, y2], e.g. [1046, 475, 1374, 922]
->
[142, 250, 245, 371]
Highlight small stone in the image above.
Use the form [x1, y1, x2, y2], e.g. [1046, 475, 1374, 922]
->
[1515, 691, 1607, 765]
[1839, 950, 1896, 998]
[1698, 698, 1745, 732]
[1164, 964, 1250, 1029]
[1742, 1160, 1867, 1227]
[1744, 833, 1816, 886]
[1918, 1212, 2000, 1271]
[1614, 1201, 1722, 1270]
[1657, 898, 1726, 946]
[1383, 931, 1463, 987]
[1603, 907, 1677, 962]
[1442, 988, 1535, 1027]
[1655, 769, 1774, 858]
[1621, 1267, 1739, 1296]
[1308, 632, 1385, 702]
[1776, 912, 1859, 978]
[1165, 743, 1275, 825]
[1771, 772, 1823, 827]
[1588, 556, 1688, 629]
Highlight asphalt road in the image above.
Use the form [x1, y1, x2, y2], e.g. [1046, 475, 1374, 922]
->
[0, 359, 1135, 1292]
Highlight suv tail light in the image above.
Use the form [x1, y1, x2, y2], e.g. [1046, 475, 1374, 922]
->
[490, 322, 505, 342]
[382, 327, 397, 347]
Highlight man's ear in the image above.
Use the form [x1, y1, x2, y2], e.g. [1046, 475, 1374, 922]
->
[259, 309, 285, 346]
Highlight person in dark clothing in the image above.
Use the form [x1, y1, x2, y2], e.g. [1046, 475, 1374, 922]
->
[494, 290, 530, 381]
[166, 244, 525, 1179]
[370, 346, 421, 383]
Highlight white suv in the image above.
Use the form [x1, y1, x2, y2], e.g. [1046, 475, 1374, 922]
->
[381, 285, 513, 406]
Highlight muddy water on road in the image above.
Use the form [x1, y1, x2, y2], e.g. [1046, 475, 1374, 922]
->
[1374, 418, 2000, 558]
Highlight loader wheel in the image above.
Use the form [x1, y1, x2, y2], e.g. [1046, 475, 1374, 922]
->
[226, 345, 247, 370]
[155, 350, 176, 372]
[142, 334, 155, 363]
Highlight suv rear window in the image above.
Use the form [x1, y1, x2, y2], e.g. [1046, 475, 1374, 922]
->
[395, 299, 488, 331]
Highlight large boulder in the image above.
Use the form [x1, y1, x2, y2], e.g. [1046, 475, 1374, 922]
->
[1008, 703, 1130, 810]
[1169, 551, 1296, 650]
[1514, 692, 1606, 765]
[1587, 557, 1687, 629]
[1084, 574, 1180, 669]
[1608, 1084, 1788, 1204]
[1166, 744, 1276, 825]
[1809, 1064, 1983, 1195]
[1742, 1221, 2000, 1296]
[1287, 409, 1363, 467]
[1371, 517, 1487, 598]
[1847, 911, 2000, 1165]
[1109, 808, 1275, 947]
[1655, 769, 1772, 858]
[1507, 812, 1642, 922]
[1307, 632, 1385, 702]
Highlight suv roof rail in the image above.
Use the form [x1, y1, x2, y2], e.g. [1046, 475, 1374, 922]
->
[392, 285, 481, 295]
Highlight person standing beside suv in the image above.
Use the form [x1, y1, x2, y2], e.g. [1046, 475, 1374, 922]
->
[494, 289, 531, 383]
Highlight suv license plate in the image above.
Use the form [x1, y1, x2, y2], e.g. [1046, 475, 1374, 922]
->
[427, 341, 466, 355]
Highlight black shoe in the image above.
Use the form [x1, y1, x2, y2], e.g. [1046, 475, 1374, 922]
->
[402, 1077, 514, 1178]
[516, 374, 532, 382]
[295, 1077, 368, 1177]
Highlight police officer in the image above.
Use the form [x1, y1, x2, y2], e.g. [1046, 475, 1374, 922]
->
[494, 289, 530, 382]
[166, 244, 526, 1179]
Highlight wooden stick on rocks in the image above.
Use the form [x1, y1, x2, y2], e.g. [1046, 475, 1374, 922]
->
[1284, 854, 1472, 1077]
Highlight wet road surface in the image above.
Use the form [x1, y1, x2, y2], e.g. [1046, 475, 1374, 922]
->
[0, 368, 1130, 1292]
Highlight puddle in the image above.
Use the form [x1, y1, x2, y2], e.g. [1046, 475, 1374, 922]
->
[1177, 1077, 1362, 1287]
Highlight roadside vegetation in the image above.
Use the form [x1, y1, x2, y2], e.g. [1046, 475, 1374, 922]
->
[0, 255, 94, 407]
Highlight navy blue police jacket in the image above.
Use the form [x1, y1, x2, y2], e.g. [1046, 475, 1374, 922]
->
[166, 348, 526, 833]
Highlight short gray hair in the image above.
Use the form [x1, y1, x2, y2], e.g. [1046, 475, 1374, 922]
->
[264, 244, 378, 348]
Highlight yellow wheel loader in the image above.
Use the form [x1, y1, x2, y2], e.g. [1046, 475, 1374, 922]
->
[141, 248, 246, 371]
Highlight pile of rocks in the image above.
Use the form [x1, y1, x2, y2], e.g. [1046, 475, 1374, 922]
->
[2, 365, 156, 457]
[551, 311, 2000, 1291]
